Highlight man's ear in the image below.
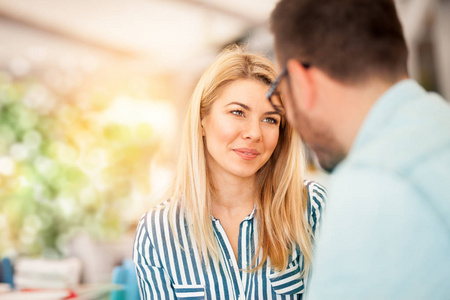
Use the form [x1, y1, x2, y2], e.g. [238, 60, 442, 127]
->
[286, 59, 316, 110]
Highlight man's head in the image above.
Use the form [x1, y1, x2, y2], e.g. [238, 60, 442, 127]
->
[271, 0, 408, 84]
[270, 0, 409, 171]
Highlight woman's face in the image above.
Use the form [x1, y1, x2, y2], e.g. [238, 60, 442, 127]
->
[201, 79, 282, 181]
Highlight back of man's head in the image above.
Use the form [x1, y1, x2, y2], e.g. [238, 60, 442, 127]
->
[271, 0, 408, 84]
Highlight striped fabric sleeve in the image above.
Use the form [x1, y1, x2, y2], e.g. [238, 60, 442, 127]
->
[305, 181, 327, 236]
[133, 213, 176, 300]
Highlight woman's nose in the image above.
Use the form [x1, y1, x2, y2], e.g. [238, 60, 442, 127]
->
[241, 118, 262, 142]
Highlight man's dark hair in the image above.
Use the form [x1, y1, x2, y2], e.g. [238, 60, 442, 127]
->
[271, 0, 408, 83]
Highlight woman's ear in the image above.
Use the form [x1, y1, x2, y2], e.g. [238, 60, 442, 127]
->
[286, 59, 316, 111]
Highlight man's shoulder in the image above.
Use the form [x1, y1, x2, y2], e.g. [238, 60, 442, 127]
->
[329, 158, 450, 227]
[311, 158, 450, 299]
[348, 92, 450, 176]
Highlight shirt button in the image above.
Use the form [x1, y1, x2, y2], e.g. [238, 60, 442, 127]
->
[229, 259, 234, 268]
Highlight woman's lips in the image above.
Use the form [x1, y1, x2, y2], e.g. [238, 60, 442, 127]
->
[233, 148, 260, 160]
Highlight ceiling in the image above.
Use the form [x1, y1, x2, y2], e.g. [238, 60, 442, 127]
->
[0, 0, 448, 99]
[0, 0, 277, 73]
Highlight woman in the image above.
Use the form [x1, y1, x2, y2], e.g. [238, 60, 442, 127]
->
[133, 47, 326, 299]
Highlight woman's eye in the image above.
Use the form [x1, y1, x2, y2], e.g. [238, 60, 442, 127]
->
[231, 110, 245, 117]
[263, 117, 279, 125]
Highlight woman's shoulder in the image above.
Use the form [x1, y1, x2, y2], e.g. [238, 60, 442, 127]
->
[138, 199, 183, 233]
[304, 180, 327, 204]
[134, 200, 185, 262]
[303, 180, 327, 234]
[303, 180, 327, 217]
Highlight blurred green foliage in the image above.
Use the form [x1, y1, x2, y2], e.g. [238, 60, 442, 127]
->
[0, 74, 158, 258]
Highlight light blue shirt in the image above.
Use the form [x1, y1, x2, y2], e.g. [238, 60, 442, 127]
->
[306, 79, 450, 299]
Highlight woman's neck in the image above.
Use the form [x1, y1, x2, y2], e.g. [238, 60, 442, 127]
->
[210, 174, 257, 219]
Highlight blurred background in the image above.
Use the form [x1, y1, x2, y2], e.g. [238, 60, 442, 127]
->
[0, 0, 449, 293]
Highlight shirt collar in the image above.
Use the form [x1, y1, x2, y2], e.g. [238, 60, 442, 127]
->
[210, 204, 257, 222]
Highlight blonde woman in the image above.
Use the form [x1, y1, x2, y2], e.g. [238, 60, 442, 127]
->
[133, 47, 326, 299]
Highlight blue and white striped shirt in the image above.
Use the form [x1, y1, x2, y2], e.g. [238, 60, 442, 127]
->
[133, 181, 326, 300]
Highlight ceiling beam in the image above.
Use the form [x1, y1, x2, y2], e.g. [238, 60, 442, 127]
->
[0, 5, 142, 58]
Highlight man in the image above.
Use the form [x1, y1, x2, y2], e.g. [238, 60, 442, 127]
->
[269, 0, 450, 299]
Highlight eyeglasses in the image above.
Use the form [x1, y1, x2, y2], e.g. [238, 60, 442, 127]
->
[266, 63, 310, 114]
[266, 68, 287, 114]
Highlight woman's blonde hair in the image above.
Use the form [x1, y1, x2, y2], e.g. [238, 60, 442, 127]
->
[166, 46, 313, 275]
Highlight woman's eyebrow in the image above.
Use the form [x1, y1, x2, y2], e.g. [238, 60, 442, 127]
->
[226, 101, 250, 110]
[264, 111, 282, 116]
[226, 101, 282, 116]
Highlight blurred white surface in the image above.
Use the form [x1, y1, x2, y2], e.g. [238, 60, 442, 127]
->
[14, 257, 81, 289]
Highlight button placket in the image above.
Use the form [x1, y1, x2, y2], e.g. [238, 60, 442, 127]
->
[213, 218, 246, 300]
